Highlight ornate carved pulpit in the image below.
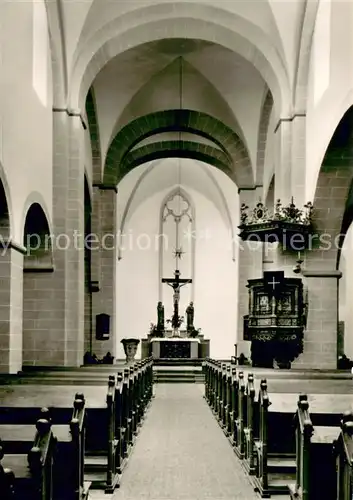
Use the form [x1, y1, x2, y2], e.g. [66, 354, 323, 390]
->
[244, 271, 307, 368]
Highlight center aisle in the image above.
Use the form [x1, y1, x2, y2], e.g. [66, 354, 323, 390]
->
[113, 383, 259, 500]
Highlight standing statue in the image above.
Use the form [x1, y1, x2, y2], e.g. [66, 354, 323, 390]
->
[186, 301, 194, 332]
[157, 301, 165, 332]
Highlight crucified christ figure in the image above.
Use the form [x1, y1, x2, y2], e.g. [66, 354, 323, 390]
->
[162, 270, 192, 329]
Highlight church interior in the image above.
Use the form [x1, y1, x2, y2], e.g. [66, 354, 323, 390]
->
[1, 0, 353, 499]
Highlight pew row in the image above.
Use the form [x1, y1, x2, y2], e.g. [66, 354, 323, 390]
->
[0, 394, 89, 500]
[0, 358, 154, 494]
[0, 358, 154, 387]
[203, 358, 353, 499]
[289, 399, 353, 500]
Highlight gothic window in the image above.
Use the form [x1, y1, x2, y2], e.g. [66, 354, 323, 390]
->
[159, 188, 195, 317]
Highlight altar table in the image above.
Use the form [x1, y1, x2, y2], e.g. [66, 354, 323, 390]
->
[150, 338, 200, 359]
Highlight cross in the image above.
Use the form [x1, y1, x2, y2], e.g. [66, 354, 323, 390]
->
[162, 269, 192, 329]
[263, 271, 284, 296]
[269, 277, 280, 291]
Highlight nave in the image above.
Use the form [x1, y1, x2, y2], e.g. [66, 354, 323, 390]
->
[3, 359, 353, 500]
[102, 383, 259, 500]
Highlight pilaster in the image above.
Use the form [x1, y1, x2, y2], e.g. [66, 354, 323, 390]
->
[0, 245, 23, 373]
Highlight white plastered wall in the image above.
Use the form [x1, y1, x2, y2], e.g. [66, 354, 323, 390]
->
[116, 158, 239, 360]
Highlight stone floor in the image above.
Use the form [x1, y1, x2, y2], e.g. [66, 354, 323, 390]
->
[90, 384, 261, 500]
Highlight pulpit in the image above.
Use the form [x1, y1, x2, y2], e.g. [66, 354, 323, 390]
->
[244, 271, 307, 368]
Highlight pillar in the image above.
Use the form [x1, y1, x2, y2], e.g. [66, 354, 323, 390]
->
[91, 186, 117, 358]
[237, 188, 263, 357]
[0, 244, 24, 373]
[35, 110, 85, 367]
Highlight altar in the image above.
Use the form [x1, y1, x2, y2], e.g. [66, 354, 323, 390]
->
[150, 338, 200, 359]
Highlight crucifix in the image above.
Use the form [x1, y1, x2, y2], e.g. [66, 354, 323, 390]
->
[268, 277, 280, 291]
[162, 269, 192, 329]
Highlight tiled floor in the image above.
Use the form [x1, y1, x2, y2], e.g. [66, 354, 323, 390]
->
[90, 383, 260, 500]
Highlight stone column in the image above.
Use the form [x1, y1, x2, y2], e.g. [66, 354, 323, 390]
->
[0, 245, 24, 373]
[91, 186, 117, 358]
[65, 114, 85, 365]
[41, 110, 86, 366]
[295, 270, 339, 369]
[237, 188, 263, 357]
[292, 159, 351, 369]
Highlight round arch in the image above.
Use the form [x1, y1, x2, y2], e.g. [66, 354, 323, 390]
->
[21, 192, 52, 245]
[23, 202, 53, 266]
[310, 105, 353, 271]
[307, 90, 353, 202]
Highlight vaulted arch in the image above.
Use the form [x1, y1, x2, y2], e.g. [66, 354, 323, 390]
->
[70, 4, 291, 116]
[104, 109, 252, 188]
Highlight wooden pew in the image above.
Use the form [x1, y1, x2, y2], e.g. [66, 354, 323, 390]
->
[0, 416, 56, 500]
[203, 360, 240, 448]
[234, 371, 246, 458]
[243, 373, 256, 475]
[228, 367, 238, 445]
[0, 358, 154, 387]
[0, 358, 154, 494]
[0, 394, 90, 500]
[0, 378, 118, 493]
[289, 396, 347, 500]
[333, 415, 353, 500]
[252, 387, 353, 498]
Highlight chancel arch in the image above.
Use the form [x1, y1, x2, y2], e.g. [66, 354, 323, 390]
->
[104, 109, 251, 188]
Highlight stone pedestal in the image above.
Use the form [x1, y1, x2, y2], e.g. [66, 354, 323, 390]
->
[121, 338, 140, 363]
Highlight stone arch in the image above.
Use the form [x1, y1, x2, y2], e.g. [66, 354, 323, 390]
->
[123, 141, 232, 177]
[86, 88, 102, 183]
[310, 105, 353, 271]
[0, 164, 14, 241]
[21, 192, 52, 244]
[70, 4, 291, 115]
[104, 109, 252, 188]
[308, 90, 353, 202]
[23, 202, 52, 269]
[0, 178, 10, 240]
